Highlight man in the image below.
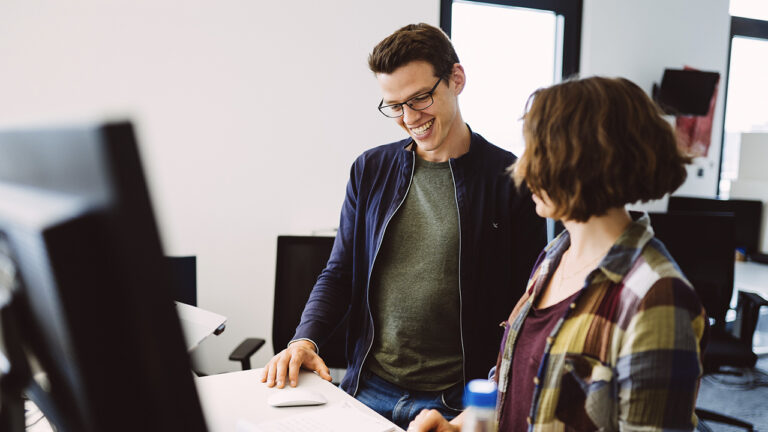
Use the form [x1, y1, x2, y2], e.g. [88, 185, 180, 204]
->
[261, 23, 546, 429]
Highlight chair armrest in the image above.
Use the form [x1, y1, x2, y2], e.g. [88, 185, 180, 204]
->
[695, 408, 754, 431]
[733, 291, 768, 345]
[228, 338, 266, 370]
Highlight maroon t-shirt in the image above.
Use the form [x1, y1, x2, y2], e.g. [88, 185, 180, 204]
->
[498, 291, 579, 432]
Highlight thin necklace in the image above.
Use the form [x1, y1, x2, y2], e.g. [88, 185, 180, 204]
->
[558, 249, 604, 285]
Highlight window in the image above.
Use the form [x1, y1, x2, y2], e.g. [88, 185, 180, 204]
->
[718, 2, 768, 197]
[730, 0, 768, 21]
[440, 0, 582, 157]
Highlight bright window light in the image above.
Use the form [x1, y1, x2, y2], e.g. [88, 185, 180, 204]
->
[719, 36, 768, 196]
[730, 0, 768, 21]
[450, 1, 558, 157]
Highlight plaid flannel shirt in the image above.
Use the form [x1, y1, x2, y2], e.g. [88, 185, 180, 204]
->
[495, 213, 707, 431]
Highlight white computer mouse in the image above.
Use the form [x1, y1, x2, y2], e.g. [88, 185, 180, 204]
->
[267, 388, 327, 407]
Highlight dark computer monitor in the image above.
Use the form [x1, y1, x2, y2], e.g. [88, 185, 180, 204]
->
[0, 122, 207, 431]
[273, 236, 347, 369]
[668, 196, 763, 256]
[654, 68, 719, 116]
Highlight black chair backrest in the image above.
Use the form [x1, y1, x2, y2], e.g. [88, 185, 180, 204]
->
[166, 256, 197, 306]
[668, 196, 762, 256]
[648, 212, 735, 329]
[273, 236, 347, 368]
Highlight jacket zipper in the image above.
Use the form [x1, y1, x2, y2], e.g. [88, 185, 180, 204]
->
[352, 151, 416, 396]
[448, 160, 467, 387]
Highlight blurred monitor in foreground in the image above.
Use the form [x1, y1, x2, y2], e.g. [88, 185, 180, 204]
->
[0, 121, 207, 431]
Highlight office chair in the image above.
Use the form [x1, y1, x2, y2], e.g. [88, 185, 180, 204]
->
[228, 236, 349, 375]
[215, 238, 349, 376]
[168, 235, 350, 373]
[165, 256, 266, 372]
[272, 236, 348, 372]
[649, 212, 758, 431]
[167, 255, 198, 306]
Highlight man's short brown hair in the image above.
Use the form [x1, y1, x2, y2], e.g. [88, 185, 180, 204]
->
[368, 23, 459, 81]
[512, 76, 691, 222]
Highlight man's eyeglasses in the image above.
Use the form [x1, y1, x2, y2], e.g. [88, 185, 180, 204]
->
[377, 78, 442, 118]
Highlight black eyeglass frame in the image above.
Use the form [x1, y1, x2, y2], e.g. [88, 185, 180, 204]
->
[377, 77, 443, 118]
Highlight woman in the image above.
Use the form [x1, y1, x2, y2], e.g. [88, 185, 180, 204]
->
[408, 76, 707, 431]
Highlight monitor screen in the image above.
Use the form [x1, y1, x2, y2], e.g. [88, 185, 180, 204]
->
[0, 122, 207, 432]
[655, 69, 719, 116]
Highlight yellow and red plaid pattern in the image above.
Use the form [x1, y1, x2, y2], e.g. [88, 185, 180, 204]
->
[495, 213, 707, 431]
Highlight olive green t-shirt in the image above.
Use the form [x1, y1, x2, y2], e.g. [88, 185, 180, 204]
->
[367, 156, 463, 391]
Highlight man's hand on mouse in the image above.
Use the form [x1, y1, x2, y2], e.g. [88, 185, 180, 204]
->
[260, 340, 332, 388]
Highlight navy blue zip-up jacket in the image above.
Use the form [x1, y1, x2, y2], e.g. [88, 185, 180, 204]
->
[292, 129, 547, 396]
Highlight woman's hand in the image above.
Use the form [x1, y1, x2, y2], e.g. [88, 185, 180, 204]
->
[407, 409, 462, 432]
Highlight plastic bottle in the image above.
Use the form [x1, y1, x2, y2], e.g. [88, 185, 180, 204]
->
[462, 379, 498, 432]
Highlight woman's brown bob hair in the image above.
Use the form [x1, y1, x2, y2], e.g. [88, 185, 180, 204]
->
[511, 76, 691, 222]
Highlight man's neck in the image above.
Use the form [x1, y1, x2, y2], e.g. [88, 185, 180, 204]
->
[414, 120, 471, 162]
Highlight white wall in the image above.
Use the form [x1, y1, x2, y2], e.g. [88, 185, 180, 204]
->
[0, 0, 736, 373]
[0, 0, 437, 373]
[581, 0, 731, 199]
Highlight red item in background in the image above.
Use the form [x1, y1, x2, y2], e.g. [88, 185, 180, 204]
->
[675, 65, 720, 157]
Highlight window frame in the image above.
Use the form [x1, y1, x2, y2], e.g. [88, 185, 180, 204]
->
[717, 16, 768, 197]
[439, 0, 583, 79]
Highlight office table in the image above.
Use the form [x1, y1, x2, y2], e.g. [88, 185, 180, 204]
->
[735, 261, 768, 300]
[27, 369, 400, 431]
[196, 368, 402, 431]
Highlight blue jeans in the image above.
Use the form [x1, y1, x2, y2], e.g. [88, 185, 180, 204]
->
[355, 370, 464, 430]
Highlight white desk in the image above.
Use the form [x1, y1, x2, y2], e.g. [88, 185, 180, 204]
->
[735, 261, 768, 300]
[27, 369, 400, 431]
[195, 368, 402, 431]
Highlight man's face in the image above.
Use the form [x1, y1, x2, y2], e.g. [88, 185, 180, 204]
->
[376, 60, 464, 161]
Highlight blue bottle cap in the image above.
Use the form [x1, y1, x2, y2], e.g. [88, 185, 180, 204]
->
[463, 379, 497, 408]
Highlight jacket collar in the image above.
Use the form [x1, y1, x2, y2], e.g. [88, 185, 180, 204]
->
[400, 123, 483, 164]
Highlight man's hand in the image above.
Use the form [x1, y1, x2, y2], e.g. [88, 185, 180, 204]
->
[407, 409, 462, 432]
[259, 340, 332, 388]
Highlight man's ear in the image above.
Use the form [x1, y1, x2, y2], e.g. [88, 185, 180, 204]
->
[451, 63, 466, 95]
